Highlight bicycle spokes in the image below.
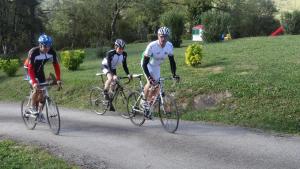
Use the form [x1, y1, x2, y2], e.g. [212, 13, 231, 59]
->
[46, 99, 61, 135]
[159, 95, 179, 133]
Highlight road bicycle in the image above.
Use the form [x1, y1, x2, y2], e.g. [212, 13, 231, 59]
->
[21, 81, 61, 135]
[90, 72, 134, 118]
[127, 75, 180, 133]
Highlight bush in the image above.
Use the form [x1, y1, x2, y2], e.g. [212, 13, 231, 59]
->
[160, 9, 185, 47]
[201, 10, 231, 42]
[96, 46, 110, 58]
[0, 59, 20, 76]
[281, 10, 300, 35]
[147, 33, 157, 42]
[61, 49, 85, 71]
[185, 43, 203, 67]
[229, 0, 278, 38]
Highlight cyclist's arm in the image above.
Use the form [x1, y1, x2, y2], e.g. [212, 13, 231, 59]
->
[27, 49, 38, 85]
[168, 54, 176, 77]
[122, 52, 130, 75]
[106, 51, 114, 74]
[142, 55, 151, 78]
[52, 50, 61, 81]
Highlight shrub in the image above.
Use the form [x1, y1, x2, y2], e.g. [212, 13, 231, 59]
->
[61, 49, 85, 71]
[281, 10, 300, 35]
[147, 33, 157, 42]
[201, 10, 231, 42]
[185, 43, 203, 67]
[96, 46, 110, 58]
[229, 0, 278, 38]
[0, 59, 20, 76]
[160, 9, 185, 47]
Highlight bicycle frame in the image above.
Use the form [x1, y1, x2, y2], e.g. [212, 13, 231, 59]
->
[91, 72, 131, 116]
[128, 75, 179, 133]
[22, 81, 61, 135]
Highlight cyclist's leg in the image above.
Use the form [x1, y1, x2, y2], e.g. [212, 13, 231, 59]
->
[104, 72, 113, 99]
[110, 72, 118, 92]
[143, 65, 160, 99]
[104, 73, 113, 91]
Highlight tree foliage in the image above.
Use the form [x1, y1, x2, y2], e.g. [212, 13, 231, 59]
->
[0, 0, 42, 55]
[160, 9, 185, 47]
[201, 10, 231, 42]
[281, 10, 300, 35]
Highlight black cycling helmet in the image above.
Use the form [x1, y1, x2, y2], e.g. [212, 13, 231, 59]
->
[114, 39, 126, 48]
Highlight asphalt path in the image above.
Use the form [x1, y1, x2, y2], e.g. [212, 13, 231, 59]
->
[0, 102, 300, 169]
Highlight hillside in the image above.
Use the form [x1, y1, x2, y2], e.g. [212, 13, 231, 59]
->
[1, 35, 300, 133]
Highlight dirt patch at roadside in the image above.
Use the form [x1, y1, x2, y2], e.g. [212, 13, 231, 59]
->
[204, 66, 224, 74]
[193, 90, 232, 110]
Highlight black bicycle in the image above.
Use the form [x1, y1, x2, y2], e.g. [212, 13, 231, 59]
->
[21, 81, 61, 135]
[127, 76, 180, 133]
[89, 72, 132, 118]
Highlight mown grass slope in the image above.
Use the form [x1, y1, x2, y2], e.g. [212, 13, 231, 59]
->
[1, 35, 300, 133]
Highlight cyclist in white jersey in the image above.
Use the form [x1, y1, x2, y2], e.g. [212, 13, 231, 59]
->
[141, 27, 179, 118]
[101, 39, 131, 100]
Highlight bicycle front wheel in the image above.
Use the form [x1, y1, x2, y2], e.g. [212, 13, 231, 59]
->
[46, 98, 61, 135]
[127, 91, 145, 126]
[90, 87, 109, 115]
[21, 96, 37, 130]
[158, 94, 179, 133]
[113, 90, 129, 118]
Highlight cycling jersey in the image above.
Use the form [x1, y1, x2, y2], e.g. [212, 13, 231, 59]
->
[142, 40, 173, 66]
[101, 49, 129, 75]
[27, 47, 60, 84]
[141, 40, 174, 81]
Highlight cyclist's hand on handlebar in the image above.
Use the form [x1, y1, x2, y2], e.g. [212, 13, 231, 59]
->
[127, 74, 133, 80]
[32, 83, 38, 90]
[148, 76, 156, 85]
[173, 75, 180, 82]
[57, 80, 62, 90]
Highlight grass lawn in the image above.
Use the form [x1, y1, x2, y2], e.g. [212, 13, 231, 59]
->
[1, 35, 300, 133]
[0, 139, 77, 169]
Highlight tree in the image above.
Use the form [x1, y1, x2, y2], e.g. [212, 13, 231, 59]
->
[161, 9, 185, 47]
[0, 0, 42, 55]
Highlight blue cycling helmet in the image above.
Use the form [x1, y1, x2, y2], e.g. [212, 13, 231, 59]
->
[38, 34, 53, 47]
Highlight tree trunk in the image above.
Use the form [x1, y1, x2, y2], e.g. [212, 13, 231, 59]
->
[110, 0, 130, 43]
[3, 44, 7, 55]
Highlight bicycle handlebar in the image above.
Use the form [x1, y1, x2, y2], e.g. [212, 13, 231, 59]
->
[38, 81, 62, 91]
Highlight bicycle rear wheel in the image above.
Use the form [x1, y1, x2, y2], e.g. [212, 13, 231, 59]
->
[113, 90, 129, 118]
[90, 87, 109, 115]
[158, 94, 179, 133]
[46, 98, 61, 135]
[21, 96, 37, 130]
[127, 91, 145, 126]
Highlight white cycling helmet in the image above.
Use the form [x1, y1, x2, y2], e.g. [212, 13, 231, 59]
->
[157, 26, 170, 36]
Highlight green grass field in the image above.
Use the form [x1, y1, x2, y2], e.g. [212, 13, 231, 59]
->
[0, 139, 77, 169]
[1, 35, 300, 133]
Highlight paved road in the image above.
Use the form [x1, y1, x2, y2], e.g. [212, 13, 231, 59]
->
[0, 102, 300, 169]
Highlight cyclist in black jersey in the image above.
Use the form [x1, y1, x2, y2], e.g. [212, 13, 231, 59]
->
[101, 39, 132, 99]
[27, 34, 62, 114]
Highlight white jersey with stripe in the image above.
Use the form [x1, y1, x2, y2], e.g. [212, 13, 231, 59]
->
[143, 40, 174, 67]
[141, 40, 174, 81]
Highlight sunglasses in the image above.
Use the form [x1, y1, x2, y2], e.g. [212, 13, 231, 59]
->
[159, 35, 168, 38]
[40, 44, 51, 48]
